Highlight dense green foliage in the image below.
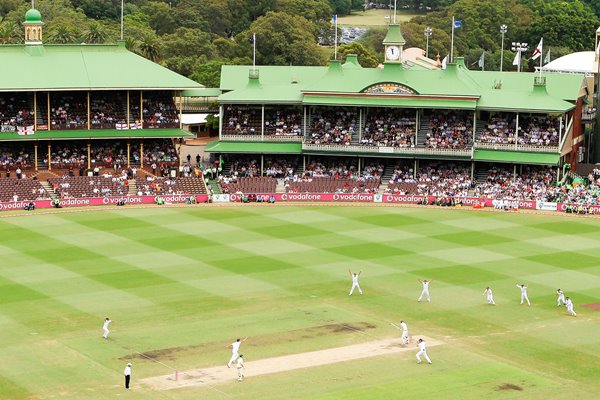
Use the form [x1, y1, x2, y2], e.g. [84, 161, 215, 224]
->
[0, 0, 598, 83]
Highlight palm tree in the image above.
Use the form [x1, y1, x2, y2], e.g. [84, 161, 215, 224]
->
[0, 21, 20, 44]
[81, 21, 110, 44]
[138, 34, 162, 63]
[124, 37, 139, 53]
[47, 24, 78, 44]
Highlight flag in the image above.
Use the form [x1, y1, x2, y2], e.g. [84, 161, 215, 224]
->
[531, 38, 543, 60]
[544, 48, 551, 65]
[512, 52, 520, 66]
[248, 34, 254, 45]
[116, 122, 128, 130]
[17, 125, 34, 135]
[441, 56, 448, 70]
[332, 14, 337, 24]
[478, 52, 485, 69]
[454, 20, 462, 29]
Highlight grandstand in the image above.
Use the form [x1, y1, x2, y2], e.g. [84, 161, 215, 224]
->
[0, 9, 211, 205]
[206, 23, 588, 204]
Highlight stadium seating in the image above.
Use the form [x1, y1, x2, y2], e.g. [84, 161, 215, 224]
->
[264, 108, 303, 136]
[48, 176, 127, 198]
[220, 177, 277, 194]
[361, 110, 416, 147]
[0, 178, 50, 202]
[425, 113, 473, 149]
[135, 177, 207, 195]
[223, 106, 261, 135]
[308, 108, 357, 145]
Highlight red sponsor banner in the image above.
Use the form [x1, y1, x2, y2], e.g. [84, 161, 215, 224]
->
[228, 193, 375, 202]
[0, 195, 209, 213]
[557, 203, 600, 214]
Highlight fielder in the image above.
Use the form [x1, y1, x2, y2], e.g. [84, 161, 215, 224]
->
[227, 337, 247, 368]
[417, 279, 432, 302]
[416, 338, 432, 364]
[516, 284, 531, 306]
[565, 297, 577, 317]
[236, 355, 245, 381]
[102, 317, 112, 339]
[484, 287, 496, 305]
[556, 289, 565, 307]
[349, 269, 363, 296]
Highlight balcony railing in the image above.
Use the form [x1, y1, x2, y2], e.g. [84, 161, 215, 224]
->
[474, 142, 559, 153]
[302, 143, 472, 156]
[221, 134, 304, 142]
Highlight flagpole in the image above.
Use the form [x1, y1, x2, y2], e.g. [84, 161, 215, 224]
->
[120, 0, 124, 40]
[539, 37, 543, 76]
[450, 16, 455, 63]
[253, 33, 256, 72]
[334, 16, 338, 60]
[393, 0, 397, 24]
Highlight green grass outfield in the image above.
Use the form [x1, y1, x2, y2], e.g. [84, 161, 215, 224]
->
[337, 9, 423, 26]
[1, 205, 600, 399]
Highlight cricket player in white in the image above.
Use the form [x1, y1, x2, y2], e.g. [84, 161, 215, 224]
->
[484, 287, 496, 305]
[227, 338, 247, 368]
[349, 269, 363, 296]
[236, 355, 245, 381]
[400, 320, 409, 345]
[565, 297, 577, 317]
[556, 289, 565, 307]
[416, 338, 432, 364]
[102, 317, 112, 339]
[417, 279, 431, 302]
[516, 284, 531, 306]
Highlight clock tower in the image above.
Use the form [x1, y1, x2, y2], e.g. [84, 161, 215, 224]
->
[383, 24, 406, 63]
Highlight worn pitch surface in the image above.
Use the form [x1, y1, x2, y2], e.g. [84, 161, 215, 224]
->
[0, 206, 599, 399]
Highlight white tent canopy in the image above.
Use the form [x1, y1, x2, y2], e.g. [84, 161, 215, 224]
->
[181, 113, 214, 125]
[541, 51, 596, 75]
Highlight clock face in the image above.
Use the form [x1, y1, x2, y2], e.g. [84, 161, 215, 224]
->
[386, 45, 401, 61]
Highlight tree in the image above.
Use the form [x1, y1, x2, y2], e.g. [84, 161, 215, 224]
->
[0, 21, 20, 44]
[526, 0, 599, 52]
[138, 34, 162, 63]
[336, 42, 380, 67]
[238, 11, 325, 66]
[81, 20, 112, 43]
[329, 0, 352, 16]
[142, 2, 177, 35]
[161, 27, 215, 76]
[0, 0, 21, 21]
[191, 60, 228, 87]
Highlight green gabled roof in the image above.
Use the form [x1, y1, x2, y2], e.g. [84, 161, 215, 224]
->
[0, 128, 193, 141]
[205, 141, 302, 154]
[219, 61, 583, 113]
[0, 43, 203, 92]
[182, 88, 222, 97]
[474, 149, 559, 165]
[383, 24, 406, 45]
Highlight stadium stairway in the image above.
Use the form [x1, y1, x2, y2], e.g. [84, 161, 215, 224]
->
[417, 119, 429, 147]
[208, 179, 220, 194]
[475, 120, 486, 141]
[275, 178, 286, 193]
[128, 179, 137, 195]
[39, 181, 58, 200]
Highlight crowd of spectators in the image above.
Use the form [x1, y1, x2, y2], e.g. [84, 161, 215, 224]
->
[143, 94, 179, 129]
[361, 110, 416, 147]
[0, 94, 34, 128]
[473, 166, 558, 201]
[90, 92, 127, 129]
[264, 109, 303, 136]
[51, 95, 87, 130]
[517, 116, 559, 147]
[223, 106, 261, 135]
[308, 109, 357, 145]
[0, 145, 32, 170]
[425, 113, 472, 149]
[479, 116, 517, 145]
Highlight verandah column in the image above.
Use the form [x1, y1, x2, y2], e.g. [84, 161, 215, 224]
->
[140, 141, 144, 168]
[179, 92, 183, 129]
[33, 92, 37, 131]
[127, 90, 130, 127]
[515, 113, 520, 149]
[415, 109, 419, 144]
[358, 108, 363, 143]
[47, 92, 51, 131]
[87, 143, 91, 170]
[261, 154, 264, 176]
[47, 143, 51, 171]
[472, 110, 477, 144]
[218, 105, 223, 140]
[34, 143, 38, 171]
[140, 90, 143, 126]
[261, 105, 265, 141]
[87, 91, 91, 130]
[127, 141, 131, 168]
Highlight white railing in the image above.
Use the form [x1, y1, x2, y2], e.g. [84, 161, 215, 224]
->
[474, 142, 559, 153]
[221, 135, 304, 142]
[302, 143, 472, 156]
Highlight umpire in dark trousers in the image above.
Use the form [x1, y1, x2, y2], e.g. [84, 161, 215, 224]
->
[124, 363, 132, 389]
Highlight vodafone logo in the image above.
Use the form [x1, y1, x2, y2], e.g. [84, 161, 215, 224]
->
[281, 193, 322, 201]
[332, 193, 373, 202]
[384, 195, 423, 203]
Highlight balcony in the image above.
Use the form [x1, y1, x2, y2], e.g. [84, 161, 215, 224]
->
[474, 142, 559, 153]
[221, 134, 304, 142]
[302, 143, 472, 157]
